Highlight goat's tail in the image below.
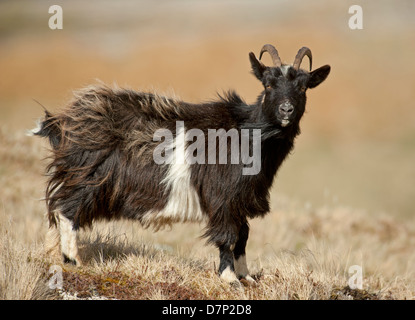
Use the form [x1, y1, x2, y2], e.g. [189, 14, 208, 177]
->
[28, 109, 62, 149]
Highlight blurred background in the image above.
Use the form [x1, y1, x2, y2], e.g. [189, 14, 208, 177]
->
[1, 0, 414, 219]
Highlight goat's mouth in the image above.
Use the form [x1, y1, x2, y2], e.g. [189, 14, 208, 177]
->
[278, 116, 294, 127]
[276, 112, 294, 128]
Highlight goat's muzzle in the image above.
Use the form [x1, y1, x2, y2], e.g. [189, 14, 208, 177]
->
[278, 101, 295, 127]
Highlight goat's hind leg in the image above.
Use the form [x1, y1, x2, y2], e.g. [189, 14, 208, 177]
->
[58, 212, 82, 266]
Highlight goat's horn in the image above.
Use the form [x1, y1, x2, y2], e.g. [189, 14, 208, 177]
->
[293, 47, 312, 71]
[259, 44, 282, 67]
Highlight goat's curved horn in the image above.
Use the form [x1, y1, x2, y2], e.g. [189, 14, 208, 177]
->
[293, 47, 312, 71]
[259, 44, 282, 67]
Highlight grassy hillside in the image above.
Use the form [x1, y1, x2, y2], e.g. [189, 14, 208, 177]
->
[1, 130, 414, 300]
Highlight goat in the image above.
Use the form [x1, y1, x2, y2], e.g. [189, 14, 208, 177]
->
[32, 44, 330, 284]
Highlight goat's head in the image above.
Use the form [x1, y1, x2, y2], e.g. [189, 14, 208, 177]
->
[249, 44, 330, 128]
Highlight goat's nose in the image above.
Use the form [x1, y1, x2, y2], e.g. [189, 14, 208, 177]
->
[279, 102, 294, 115]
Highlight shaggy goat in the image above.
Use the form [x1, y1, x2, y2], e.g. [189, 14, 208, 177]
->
[32, 44, 330, 284]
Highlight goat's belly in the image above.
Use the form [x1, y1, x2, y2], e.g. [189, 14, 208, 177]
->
[140, 187, 206, 230]
[139, 168, 206, 229]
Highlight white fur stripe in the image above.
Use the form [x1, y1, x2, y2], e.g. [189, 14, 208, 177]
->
[141, 123, 205, 229]
[280, 64, 291, 77]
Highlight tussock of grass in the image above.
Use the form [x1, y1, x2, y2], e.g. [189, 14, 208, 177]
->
[0, 223, 52, 299]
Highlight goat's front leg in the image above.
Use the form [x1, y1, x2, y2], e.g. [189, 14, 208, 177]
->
[233, 222, 255, 284]
[218, 243, 239, 284]
[217, 222, 255, 285]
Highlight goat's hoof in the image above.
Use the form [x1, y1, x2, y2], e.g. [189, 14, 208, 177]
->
[220, 267, 243, 289]
[63, 254, 82, 266]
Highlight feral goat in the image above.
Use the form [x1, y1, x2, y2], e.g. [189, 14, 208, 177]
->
[32, 44, 330, 284]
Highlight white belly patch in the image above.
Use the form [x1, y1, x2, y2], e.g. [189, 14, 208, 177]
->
[141, 124, 205, 230]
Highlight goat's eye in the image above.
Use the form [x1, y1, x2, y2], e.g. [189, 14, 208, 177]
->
[300, 86, 306, 93]
[265, 85, 272, 90]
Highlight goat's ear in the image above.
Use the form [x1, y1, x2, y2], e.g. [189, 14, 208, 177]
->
[249, 52, 266, 81]
[308, 65, 331, 89]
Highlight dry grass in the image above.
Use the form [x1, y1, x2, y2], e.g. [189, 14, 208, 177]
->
[0, 131, 414, 300]
[0, 219, 52, 300]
